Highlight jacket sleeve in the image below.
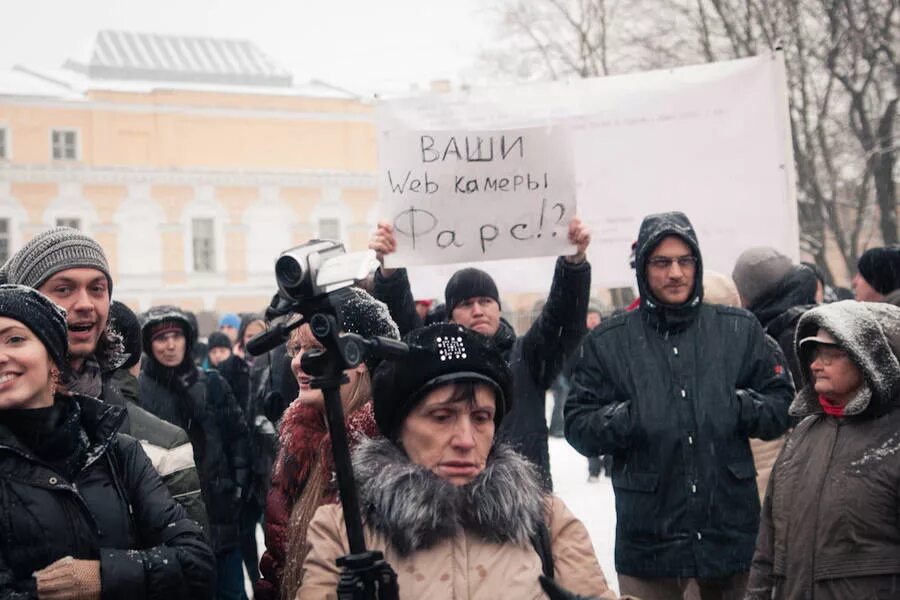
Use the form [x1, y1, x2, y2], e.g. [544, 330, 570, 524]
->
[372, 267, 423, 336]
[296, 505, 347, 600]
[565, 331, 633, 456]
[138, 436, 209, 533]
[212, 373, 253, 491]
[735, 323, 794, 441]
[521, 257, 591, 390]
[0, 551, 36, 600]
[100, 435, 215, 599]
[548, 496, 617, 600]
[746, 463, 777, 599]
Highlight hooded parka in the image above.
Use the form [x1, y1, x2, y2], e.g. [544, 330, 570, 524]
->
[373, 257, 591, 489]
[747, 301, 900, 600]
[566, 212, 794, 579]
[297, 437, 616, 600]
[138, 306, 251, 553]
[0, 394, 214, 599]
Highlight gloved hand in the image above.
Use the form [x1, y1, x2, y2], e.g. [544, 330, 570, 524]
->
[539, 575, 601, 600]
[34, 556, 101, 600]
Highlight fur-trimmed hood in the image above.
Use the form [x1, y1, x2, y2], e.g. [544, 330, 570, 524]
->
[352, 436, 545, 557]
[791, 300, 900, 417]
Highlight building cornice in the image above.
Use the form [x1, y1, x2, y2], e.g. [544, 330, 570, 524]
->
[0, 163, 376, 188]
[0, 95, 374, 123]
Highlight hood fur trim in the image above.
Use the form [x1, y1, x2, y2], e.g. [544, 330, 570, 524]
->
[353, 437, 545, 557]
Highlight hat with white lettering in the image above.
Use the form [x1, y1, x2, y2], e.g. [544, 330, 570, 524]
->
[372, 323, 512, 438]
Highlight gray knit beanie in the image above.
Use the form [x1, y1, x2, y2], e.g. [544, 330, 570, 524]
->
[0, 227, 112, 294]
[732, 246, 793, 308]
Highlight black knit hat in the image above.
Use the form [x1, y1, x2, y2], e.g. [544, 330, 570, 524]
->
[0, 227, 112, 294]
[444, 268, 501, 314]
[141, 305, 194, 356]
[372, 323, 513, 438]
[207, 331, 232, 351]
[858, 246, 900, 295]
[0, 284, 68, 370]
[109, 300, 142, 370]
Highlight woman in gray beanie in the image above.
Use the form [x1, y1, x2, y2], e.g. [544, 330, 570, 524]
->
[0, 285, 214, 599]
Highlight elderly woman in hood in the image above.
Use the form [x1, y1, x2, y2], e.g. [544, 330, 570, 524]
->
[747, 301, 900, 599]
[296, 323, 619, 600]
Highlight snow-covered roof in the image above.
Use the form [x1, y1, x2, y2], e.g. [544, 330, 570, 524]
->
[0, 67, 82, 101]
[0, 30, 364, 102]
[67, 30, 293, 88]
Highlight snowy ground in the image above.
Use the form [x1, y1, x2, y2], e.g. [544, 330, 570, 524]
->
[548, 435, 619, 594]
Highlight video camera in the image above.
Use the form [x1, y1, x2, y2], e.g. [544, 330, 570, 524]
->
[246, 240, 381, 357]
[246, 239, 402, 600]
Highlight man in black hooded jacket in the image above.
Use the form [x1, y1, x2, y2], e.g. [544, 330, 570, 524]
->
[565, 212, 793, 600]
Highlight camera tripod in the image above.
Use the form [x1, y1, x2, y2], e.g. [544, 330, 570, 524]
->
[301, 311, 404, 600]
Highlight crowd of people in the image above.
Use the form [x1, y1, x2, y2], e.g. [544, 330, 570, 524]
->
[0, 215, 898, 599]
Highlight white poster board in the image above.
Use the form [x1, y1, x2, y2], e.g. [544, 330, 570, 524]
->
[379, 127, 576, 266]
[377, 52, 798, 299]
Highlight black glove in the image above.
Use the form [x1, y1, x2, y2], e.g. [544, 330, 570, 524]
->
[539, 576, 602, 600]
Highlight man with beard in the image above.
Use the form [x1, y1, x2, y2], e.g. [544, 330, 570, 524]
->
[566, 212, 794, 599]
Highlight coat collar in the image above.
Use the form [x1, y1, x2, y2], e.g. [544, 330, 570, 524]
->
[353, 437, 545, 557]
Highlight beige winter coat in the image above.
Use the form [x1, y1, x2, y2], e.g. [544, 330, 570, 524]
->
[295, 437, 616, 600]
[297, 495, 615, 600]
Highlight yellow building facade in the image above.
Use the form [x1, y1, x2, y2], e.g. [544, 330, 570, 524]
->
[0, 31, 379, 322]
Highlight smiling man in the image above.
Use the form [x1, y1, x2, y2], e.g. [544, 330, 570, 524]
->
[565, 211, 794, 600]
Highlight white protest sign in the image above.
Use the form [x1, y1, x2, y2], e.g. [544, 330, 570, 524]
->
[378, 127, 576, 267]
[376, 52, 797, 299]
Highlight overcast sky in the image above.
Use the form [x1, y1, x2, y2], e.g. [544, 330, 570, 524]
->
[1, 0, 496, 95]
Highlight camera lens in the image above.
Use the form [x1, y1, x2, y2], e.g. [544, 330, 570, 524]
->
[310, 313, 332, 338]
[275, 255, 304, 287]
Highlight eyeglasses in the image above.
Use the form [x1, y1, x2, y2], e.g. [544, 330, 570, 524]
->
[810, 346, 848, 366]
[647, 256, 698, 270]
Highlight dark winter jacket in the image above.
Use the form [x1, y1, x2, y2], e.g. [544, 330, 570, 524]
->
[745, 264, 818, 385]
[373, 256, 592, 489]
[138, 306, 251, 553]
[105, 368, 208, 530]
[747, 301, 900, 600]
[373, 267, 424, 336]
[0, 394, 214, 599]
[139, 365, 250, 553]
[566, 211, 794, 579]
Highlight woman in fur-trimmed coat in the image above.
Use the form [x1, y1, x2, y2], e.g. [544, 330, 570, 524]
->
[296, 324, 617, 600]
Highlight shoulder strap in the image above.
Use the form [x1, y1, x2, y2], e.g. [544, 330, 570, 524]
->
[530, 518, 555, 579]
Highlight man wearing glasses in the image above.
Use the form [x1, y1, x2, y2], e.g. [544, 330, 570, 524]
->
[565, 211, 794, 600]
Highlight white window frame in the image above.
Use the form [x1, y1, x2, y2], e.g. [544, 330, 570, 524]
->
[50, 128, 80, 161]
[55, 217, 82, 230]
[0, 127, 9, 160]
[191, 217, 217, 273]
[0, 217, 11, 264]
